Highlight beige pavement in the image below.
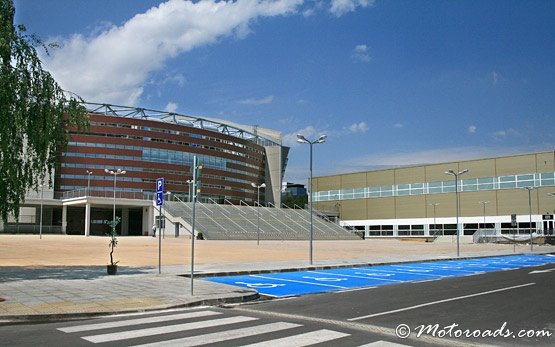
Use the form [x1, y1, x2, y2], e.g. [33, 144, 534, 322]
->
[1, 234, 549, 267]
[1, 235, 554, 321]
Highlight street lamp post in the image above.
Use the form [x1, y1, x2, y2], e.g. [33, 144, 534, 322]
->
[104, 168, 126, 230]
[186, 179, 193, 202]
[297, 134, 327, 265]
[429, 203, 439, 237]
[479, 201, 490, 227]
[39, 184, 44, 239]
[86, 170, 93, 196]
[445, 168, 469, 257]
[251, 182, 266, 245]
[522, 187, 536, 252]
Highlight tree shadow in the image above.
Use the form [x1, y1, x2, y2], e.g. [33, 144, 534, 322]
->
[0, 266, 155, 282]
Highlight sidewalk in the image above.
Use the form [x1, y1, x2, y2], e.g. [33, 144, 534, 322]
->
[1, 236, 554, 323]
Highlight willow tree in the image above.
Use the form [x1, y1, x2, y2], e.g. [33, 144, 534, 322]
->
[0, 0, 88, 222]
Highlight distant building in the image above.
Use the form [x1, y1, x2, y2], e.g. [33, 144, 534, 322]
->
[282, 182, 307, 198]
[1, 103, 289, 236]
[313, 151, 555, 239]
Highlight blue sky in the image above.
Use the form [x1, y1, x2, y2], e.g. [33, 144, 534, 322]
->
[14, 0, 555, 183]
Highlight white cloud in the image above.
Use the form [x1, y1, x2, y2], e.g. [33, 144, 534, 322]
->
[164, 102, 178, 112]
[351, 44, 371, 62]
[162, 73, 187, 87]
[468, 125, 477, 134]
[393, 123, 403, 128]
[348, 121, 368, 133]
[238, 95, 274, 105]
[330, 0, 374, 17]
[338, 146, 531, 172]
[493, 128, 522, 141]
[491, 71, 499, 85]
[42, 0, 303, 106]
[282, 125, 323, 147]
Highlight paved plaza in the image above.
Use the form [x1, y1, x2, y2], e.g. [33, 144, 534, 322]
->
[1, 234, 554, 322]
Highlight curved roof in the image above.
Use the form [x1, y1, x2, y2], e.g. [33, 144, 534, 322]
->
[83, 102, 281, 146]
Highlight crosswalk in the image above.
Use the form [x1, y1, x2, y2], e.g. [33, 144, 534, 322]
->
[56, 307, 409, 346]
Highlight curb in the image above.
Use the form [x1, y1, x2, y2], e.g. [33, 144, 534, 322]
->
[0, 292, 259, 325]
[185, 252, 544, 278]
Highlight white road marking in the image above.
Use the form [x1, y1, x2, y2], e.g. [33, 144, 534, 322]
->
[59, 311, 221, 333]
[82, 316, 258, 343]
[347, 282, 535, 321]
[357, 341, 412, 346]
[130, 322, 301, 347]
[250, 274, 348, 289]
[308, 270, 403, 282]
[240, 329, 349, 347]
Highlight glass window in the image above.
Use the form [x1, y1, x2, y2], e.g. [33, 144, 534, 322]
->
[428, 181, 443, 194]
[410, 183, 424, 195]
[499, 181, 516, 189]
[380, 185, 393, 197]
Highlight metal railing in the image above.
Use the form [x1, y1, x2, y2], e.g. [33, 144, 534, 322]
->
[61, 189, 150, 200]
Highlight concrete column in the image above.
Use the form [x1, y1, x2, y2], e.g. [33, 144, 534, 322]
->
[84, 203, 91, 237]
[61, 205, 67, 235]
[143, 205, 154, 236]
[121, 208, 129, 236]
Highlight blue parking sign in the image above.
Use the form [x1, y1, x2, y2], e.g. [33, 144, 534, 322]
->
[156, 192, 164, 206]
[156, 178, 164, 193]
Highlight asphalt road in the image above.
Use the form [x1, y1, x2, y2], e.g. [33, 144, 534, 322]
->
[0, 262, 553, 346]
[230, 262, 555, 346]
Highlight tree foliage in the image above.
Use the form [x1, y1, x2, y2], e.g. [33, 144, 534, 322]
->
[281, 194, 308, 209]
[0, 0, 88, 222]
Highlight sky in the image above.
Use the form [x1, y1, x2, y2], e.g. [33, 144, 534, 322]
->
[13, 0, 555, 183]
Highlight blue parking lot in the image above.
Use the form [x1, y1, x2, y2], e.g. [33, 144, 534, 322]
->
[203, 254, 555, 298]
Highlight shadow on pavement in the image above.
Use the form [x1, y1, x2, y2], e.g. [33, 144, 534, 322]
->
[0, 266, 154, 282]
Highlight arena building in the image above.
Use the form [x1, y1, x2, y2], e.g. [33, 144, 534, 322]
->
[312, 151, 555, 239]
[1, 103, 288, 236]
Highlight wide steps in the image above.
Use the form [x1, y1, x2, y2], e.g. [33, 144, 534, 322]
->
[164, 201, 360, 241]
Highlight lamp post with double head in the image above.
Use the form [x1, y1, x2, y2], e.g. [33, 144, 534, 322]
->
[445, 168, 469, 257]
[186, 179, 193, 202]
[522, 186, 537, 252]
[86, 170, 93, 196]
[39, 184, 44, 239]
[479, 201, 490, 227]
[297, 134, 327, 265]
[429, 203, 439, 237]
[104, 168, 126, 230]
[251, 182, 266, 245]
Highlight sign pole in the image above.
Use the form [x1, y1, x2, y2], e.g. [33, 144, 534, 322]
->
[191, 155, 197, 296]
[155, 178, 165, 274]
[158, 206, 162, 274]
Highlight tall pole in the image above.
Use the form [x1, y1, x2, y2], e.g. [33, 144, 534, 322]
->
[86, 170, 92, 196]
[445, 169, 469, 257]
[191, 156, 199, 296]
[187, 179, 193, 202]
[105, 168, 126, 233]
[39, 184, 44, 239]
[309, 142, 314, 265]
[113, 173, 116, 223]
[479, 201, 490, 226]
[158, 203, 162, 273]
[429, 203, 439, 236]
[256, 186, 260, 246]
[251, 183, 265, 245]
[297, 134, 326, 266]
[523, 187, 536, 252]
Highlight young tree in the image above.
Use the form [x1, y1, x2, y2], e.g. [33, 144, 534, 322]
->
[0, 0, 88, 222]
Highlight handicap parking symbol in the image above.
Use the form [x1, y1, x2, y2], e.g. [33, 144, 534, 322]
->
[235, 282, 286, 289]
[302, 276, 347, 282]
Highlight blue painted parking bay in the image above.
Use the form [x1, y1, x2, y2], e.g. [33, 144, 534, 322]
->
[203, 254, 555, 298]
